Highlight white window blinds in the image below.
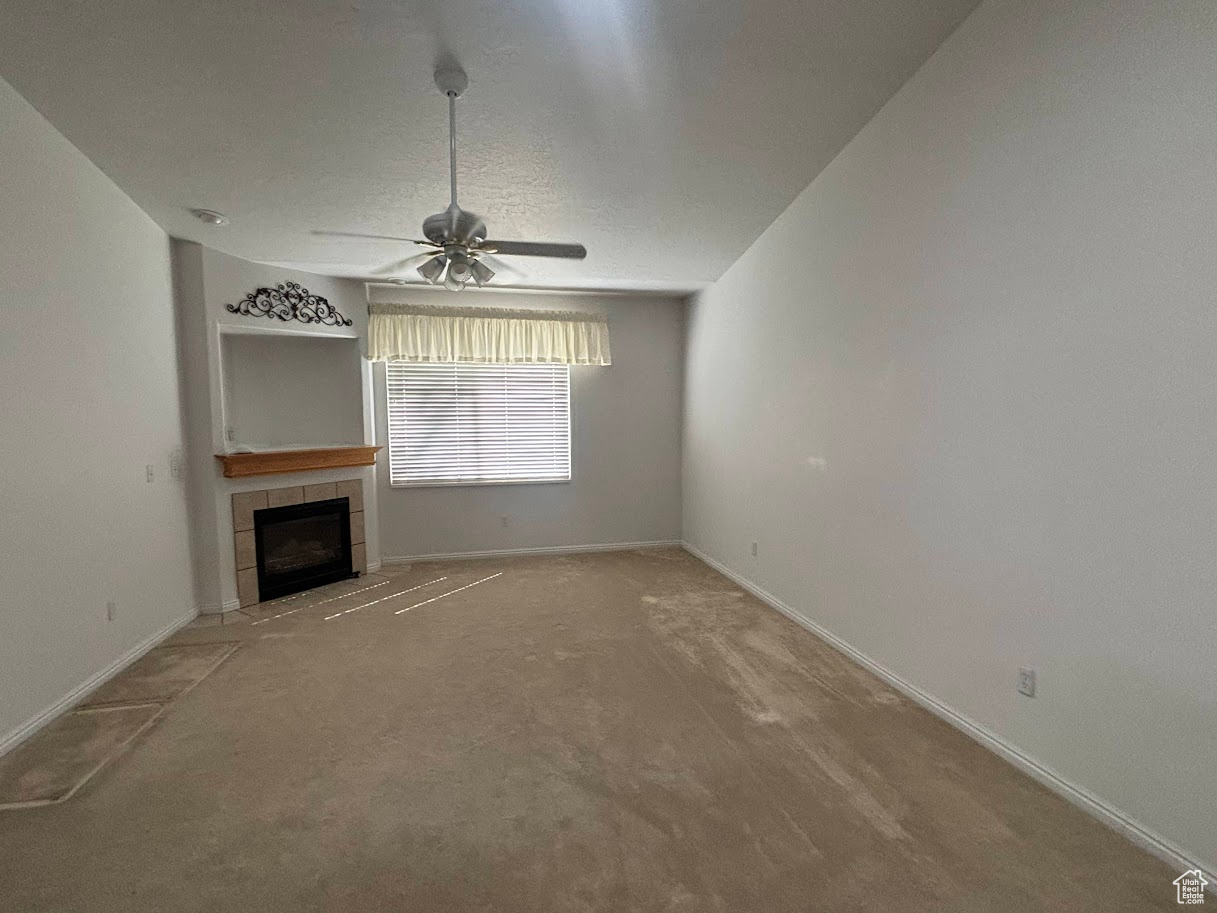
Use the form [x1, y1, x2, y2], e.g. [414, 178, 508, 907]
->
[386, 362, 571, 486]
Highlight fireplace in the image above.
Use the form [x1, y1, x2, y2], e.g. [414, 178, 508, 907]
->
[253, 497, 355, 601]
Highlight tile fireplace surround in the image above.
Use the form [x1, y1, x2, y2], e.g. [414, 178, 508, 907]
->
[230, 479, 367, 608]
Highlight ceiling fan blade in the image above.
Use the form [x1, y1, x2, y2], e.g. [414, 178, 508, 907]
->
[475, 254, 523, 281]
[480, 241, 587, 259]
[312, 230, 437, 246]
[371, 252, 439, 275]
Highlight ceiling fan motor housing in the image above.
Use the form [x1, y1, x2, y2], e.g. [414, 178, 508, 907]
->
[422, 203, 487, 247]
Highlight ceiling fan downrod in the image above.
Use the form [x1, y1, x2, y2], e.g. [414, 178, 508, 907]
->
[435, 65, 468, 209]
[448, 91, 458, 207]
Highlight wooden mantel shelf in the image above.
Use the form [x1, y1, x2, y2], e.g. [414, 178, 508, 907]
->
[215, 445, 381, 478]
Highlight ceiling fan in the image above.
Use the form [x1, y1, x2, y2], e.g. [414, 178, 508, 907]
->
[314, 65, 587, 290]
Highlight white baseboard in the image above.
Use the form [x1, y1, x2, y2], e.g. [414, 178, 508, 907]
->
[199, 598, 241, 616]
[0, 607, 198, 759]
[196, 599, 236, 615]
[680, 540, 1212, 885]
[382, 539, 681, 565]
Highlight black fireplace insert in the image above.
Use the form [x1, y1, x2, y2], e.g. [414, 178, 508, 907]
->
[253, 497, 355, 601]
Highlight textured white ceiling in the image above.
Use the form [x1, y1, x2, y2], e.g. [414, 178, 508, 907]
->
[0, 0, 979, 292]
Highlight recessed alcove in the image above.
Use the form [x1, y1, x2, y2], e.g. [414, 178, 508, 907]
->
[219, 330, 364, 451]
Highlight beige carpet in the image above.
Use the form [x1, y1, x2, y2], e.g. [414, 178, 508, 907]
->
[0, 550, 1178, 911]
[0, 642, 237, 808]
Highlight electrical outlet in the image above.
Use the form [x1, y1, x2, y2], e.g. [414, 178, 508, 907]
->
[499, 515, 510, 528]
[145, 464, 155, 483]
[750, 541, 758, 557]
[106, 601, 117, 622]
[1017, 667, 1036, 698]
[169, 448, 184, 481]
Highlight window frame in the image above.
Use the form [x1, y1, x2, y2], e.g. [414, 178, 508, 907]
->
[385, 361, 574, 489]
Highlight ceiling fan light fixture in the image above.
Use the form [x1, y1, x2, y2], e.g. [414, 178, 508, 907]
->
[417, 254, 446, 284]
[447, 255, 473, 285]
[470, 259, 494, 287]
[443, 269, 467, 292]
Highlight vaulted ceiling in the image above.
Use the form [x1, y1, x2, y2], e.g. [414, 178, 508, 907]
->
[0, 0, 979, 292]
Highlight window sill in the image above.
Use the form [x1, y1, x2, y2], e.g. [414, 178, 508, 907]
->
[390, 478, 571, 489]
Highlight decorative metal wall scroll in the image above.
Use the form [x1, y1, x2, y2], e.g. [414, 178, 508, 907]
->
[225, 281, 352, 327]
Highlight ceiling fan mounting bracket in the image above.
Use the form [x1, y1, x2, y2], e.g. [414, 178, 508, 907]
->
[434, 65, 468, 98]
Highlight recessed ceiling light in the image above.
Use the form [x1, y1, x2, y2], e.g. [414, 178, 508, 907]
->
[191, 209, 228, 225]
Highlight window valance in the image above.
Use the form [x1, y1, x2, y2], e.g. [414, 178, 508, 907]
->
[368, 303, 611, 365]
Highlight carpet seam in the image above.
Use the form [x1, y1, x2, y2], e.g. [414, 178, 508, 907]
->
[0, 607, 199, 759]
[0, 643, 240, 811]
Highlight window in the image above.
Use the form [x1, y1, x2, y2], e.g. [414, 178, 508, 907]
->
[386, 362, 571, 486]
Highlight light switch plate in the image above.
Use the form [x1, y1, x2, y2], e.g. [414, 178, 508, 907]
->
[1017, 667, 1037, 698]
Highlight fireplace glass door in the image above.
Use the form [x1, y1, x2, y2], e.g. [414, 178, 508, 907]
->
[253, 497, 354, 600]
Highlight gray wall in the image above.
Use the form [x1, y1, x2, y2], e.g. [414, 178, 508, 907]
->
[682, 0, 1216, 876]
[221, 333, 364, 449]
[373, 288, 684, 559]
[0, 76, 195, 747]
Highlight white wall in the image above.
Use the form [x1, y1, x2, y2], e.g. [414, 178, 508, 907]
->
[683, 0, 1216, 876]
[372, 287, 684, 559]
[173, 243, 379, 611]
[0, 76, 195, 746]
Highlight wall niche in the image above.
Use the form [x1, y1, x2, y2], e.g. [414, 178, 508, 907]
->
[220, 331, 364, 451]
